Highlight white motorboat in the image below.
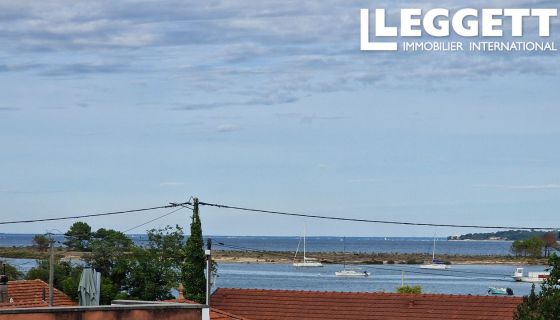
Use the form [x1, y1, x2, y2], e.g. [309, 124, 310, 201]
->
[512, 267, 550, 283]
[293, 227, 323, 267]
[420, 236, 449, 270]
[335, 269, 370, 277]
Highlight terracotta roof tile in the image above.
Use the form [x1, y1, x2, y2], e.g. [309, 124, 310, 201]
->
[164, 297, 250, 319]
[211, 288, 522, 320]
[0, 279, 75, 309]
[211, 307, 251, 320]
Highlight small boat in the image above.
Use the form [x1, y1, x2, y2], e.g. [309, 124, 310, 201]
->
[335, 269, 370, 277]
[512, 267, 549, 283]
[293, 227, 323, 267]
[335, 237, 370, 277]
[488, 287, 514, 296]
[420, 236, 449, 270]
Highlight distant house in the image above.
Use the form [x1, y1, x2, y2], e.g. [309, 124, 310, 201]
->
[211, 288, 523, 320]
[0, 279, 75, 309]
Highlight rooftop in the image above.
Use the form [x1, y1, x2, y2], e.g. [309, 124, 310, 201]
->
[165, 298, 248, 320]
[0, 279, 75, 309]
[211, 288, 523, 320]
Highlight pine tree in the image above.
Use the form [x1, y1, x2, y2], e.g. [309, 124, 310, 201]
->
[182, 198, 206, 303]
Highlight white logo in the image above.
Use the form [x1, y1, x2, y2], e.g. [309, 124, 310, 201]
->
[361, 8, 558, 52]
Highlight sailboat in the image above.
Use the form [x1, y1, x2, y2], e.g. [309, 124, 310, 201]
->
[293, 227, 322, 267]
[420, 236, 449, 270]
[335, 237, 370, 277]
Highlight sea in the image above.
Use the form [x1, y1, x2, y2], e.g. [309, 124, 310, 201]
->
[0, 234, 547, 297]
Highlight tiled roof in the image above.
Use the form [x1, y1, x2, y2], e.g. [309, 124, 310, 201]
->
[164, 298, 249, 320]
[211, 288, 523, 320]
[211, 307, 251, 320]
[0, 279, 76, 309]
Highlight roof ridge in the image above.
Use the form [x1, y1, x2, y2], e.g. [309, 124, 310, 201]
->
[212, 288, 522, 299]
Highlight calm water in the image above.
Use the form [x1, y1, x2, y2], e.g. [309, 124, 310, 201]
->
[210, 236, 514, 255]
[214, 263, 544, 297]
[0, 234, 514, 255]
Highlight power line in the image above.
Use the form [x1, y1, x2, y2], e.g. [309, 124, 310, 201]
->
[200, 201, 558, 230]
[123, 206, 187, 233]
[0, 202, 191, 225]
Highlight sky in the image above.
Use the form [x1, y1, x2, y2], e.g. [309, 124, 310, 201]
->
[0, 0, 559, 237]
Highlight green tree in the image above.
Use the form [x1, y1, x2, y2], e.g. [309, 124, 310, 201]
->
[512, 239, 529, 257]
[512, 236, 544, 258]
[126, 226, 185, 301]
[0, 261, 24, 280]
[526, 236, 545, 258]
[32, 234, 50, 252]
[64, 222, 92, 251]
[26, 259, 81, 301]
[397, 285, 422, 294]
[514, 254, 560, 319]
[84, 228, 134, 303]
[182, 201, 206, 303]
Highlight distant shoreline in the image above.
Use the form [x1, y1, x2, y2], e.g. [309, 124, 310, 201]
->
[213, 250, 547, 266]
[0, 247, 548, 265]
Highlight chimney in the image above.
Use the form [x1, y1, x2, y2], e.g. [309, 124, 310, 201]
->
[0, 264, 8, 303]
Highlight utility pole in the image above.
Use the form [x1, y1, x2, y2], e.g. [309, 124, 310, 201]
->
[205, 238, 212, 306]
[48, 236, 54, 307]
[193, 197, 199, 221]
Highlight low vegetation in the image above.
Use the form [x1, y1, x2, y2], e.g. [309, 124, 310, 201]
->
[397, 285, 422, 294]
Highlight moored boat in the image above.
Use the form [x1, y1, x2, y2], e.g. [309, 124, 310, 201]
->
[335, 269, 370, 277]
[293, 227, 323, 267]
[487, 287, 514, 296]
[420, 236, 449, 270]
[512, 267, 549, 283]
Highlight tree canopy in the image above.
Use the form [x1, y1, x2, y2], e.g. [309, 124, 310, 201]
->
[64, 222, 92, 251]
[512, 236, 545, 258]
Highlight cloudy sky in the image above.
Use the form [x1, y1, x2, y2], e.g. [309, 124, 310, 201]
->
[0, 0, 559, 237]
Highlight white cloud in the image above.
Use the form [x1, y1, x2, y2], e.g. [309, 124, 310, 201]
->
[158, 182, 185, 187]
[473, 184, 560, 190]
[215, 124, 242, 133]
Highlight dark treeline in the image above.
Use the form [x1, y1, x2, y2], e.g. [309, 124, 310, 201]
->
[451, 230, 560, 241]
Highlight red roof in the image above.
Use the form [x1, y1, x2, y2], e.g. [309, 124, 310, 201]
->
[164, 298, 249, 320]
[211, 307, 250, 320]
[211, 288, 523, 320]
[0, 279, 76, 309]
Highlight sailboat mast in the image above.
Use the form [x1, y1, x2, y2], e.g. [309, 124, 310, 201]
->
[303, 225, 306, 260]
[343, 237, 346, 268]
[432, 236, 436, 261]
